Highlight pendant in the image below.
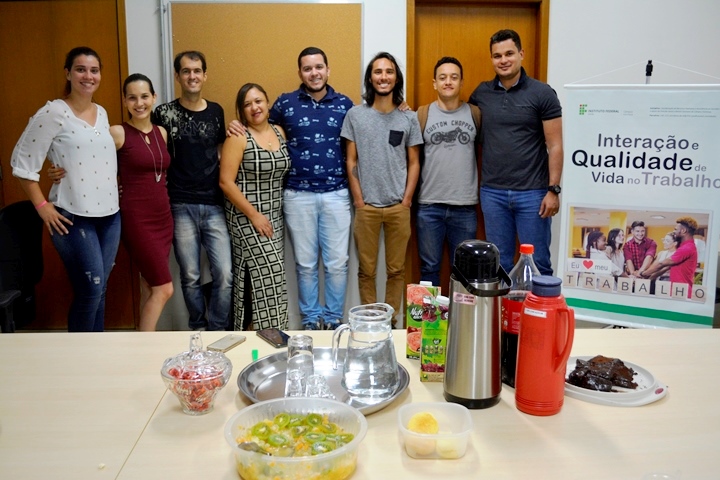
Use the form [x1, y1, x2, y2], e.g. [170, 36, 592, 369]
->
[155, 173, 161, 183]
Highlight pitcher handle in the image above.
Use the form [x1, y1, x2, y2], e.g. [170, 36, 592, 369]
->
[331, 324, 350, 370]
[553, 307, 576, 373]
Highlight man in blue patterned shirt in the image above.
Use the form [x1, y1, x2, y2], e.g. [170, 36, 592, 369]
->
[269, 47, 354, 330]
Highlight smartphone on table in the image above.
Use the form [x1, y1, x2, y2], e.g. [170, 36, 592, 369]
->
[256, 328, 289, 348]
[207, 334, 246, 352]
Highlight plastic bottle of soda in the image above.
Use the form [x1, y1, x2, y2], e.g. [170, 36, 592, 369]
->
[501, 244, 540, 387]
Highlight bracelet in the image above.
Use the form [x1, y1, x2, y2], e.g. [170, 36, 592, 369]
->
[35, 200, 48, 210]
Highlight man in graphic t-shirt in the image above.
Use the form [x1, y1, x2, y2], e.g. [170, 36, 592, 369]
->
[416, 56, 480, 287]
[153, 50, 232, 331]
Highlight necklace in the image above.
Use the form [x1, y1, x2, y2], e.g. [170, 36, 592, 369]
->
[133, 124, 163, 182]
[250, 125, 276, 150]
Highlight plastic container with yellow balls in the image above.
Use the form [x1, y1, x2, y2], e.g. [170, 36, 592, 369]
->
[398, 403, 472, 459]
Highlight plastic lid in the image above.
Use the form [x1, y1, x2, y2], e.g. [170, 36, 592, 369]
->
[436, 295, 450, 306]
[419, 281, 433, 286]
[519, 244, 535, 255]
[453, 240, 501, 283]
[531, 275, 563, 297]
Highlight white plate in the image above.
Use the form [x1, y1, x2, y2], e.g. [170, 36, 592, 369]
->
[564, 356, 668, 407]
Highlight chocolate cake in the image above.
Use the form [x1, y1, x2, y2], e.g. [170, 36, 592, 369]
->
[566, 355, 638, 392]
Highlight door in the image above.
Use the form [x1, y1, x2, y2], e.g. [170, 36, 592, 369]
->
[407, 0, 550, 289]
[0, 0, 136, 330]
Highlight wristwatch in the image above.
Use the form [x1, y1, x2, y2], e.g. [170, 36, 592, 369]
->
[548, 185, 562, 195]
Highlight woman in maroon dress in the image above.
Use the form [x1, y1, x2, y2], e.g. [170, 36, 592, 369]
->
[112, 74, 173, 330]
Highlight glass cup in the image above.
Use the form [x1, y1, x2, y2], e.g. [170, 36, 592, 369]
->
[284, 370, 305, 397]
[284, 335, 314, 397]
[305, 374, 335, 399]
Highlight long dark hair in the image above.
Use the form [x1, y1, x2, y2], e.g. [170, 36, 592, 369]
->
[607, 228, 624, 254]
[586, 231, 604, 258]
[362, 52, 404, 107]
[235, 83, 269, 126]
[63, 46, 102, 96]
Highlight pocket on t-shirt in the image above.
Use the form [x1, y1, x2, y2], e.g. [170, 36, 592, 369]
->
[388, 130, 404, 147]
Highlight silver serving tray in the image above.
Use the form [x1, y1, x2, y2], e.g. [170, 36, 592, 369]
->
[237, 347, 409, 415]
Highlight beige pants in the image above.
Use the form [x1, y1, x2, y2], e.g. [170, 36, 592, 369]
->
[353, 203, 411, 321]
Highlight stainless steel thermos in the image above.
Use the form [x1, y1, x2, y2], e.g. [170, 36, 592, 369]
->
[444, 240, 510, 408]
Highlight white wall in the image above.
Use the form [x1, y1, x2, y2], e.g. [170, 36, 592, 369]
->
[547, 0, 720, 106]
[126, 0, 720, 329]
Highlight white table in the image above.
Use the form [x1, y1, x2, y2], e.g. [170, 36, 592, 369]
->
[1, 329, 719, 479]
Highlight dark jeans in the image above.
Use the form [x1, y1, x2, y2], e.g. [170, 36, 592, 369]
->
[480, 186, 553, 275]
[51, 209, 121, 332]
[417, 203, 478, 287]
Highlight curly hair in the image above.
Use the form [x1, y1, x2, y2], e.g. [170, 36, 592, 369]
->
[676, 216, 698, 235]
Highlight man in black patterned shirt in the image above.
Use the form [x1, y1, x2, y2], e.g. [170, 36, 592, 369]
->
[153, 50, 233, 331]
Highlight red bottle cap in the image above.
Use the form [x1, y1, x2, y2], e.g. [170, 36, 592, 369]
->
[519, 244, 534, 254]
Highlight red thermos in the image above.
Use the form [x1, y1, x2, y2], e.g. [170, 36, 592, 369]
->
[515, 276, 575, 416]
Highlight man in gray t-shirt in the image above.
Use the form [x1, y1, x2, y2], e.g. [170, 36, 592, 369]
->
[341, 52, 423, 325]
[417, 57, 480, 287]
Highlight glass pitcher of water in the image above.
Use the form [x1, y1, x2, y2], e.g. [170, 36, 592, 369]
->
[332, 303, 399, 401]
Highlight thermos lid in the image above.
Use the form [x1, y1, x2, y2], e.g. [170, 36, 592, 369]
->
[531, 275, 563, 297]
[453, 240, 501, 283]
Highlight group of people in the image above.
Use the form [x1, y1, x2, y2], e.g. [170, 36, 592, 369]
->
[12, 28, 566, 332]
[585, 218, 700, 296]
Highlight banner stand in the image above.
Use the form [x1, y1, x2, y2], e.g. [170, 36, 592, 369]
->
[559, 84, 720, 328]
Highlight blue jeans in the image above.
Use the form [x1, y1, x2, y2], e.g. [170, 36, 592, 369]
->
[171, 203, 233, 331]
[51, 209, 121, 332]
[480, 186, 553, 275]
[284, 188, 351, 326]
[417, 203, 478, 287]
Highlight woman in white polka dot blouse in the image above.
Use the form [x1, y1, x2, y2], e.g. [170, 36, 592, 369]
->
[11, 46, 120, 332]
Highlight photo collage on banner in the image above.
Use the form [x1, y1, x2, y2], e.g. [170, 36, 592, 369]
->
[559, 85, 720, 328]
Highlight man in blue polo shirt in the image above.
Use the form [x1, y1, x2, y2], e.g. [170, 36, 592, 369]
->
[469, 29, 564, 275]
[270, 47, 354, 330]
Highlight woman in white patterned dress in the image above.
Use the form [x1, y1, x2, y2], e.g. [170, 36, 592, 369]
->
[220, 83, 291, 330]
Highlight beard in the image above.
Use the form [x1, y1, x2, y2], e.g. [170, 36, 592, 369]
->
[372, 87, 393, 97]
[304, 80, 327, 94]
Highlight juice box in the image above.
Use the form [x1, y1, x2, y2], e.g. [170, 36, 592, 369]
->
[405, 282, 440, 359]
[420, 295, 449, 382]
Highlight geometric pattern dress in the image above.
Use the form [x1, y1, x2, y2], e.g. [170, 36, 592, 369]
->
[224, 125, 291, 330]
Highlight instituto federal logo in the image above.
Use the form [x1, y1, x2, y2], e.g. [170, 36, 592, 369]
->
[579, 103, 588, 115]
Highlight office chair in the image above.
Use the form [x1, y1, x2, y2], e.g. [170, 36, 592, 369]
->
[0, 200, 44, 332]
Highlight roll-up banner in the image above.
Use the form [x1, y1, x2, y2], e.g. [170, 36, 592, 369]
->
[559, 85, 720, 328]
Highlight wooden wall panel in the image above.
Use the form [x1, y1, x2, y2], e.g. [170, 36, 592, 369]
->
[0, 0, 135, 330]
[408, 0, 547, 289]
[171, 3, 362, 120]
